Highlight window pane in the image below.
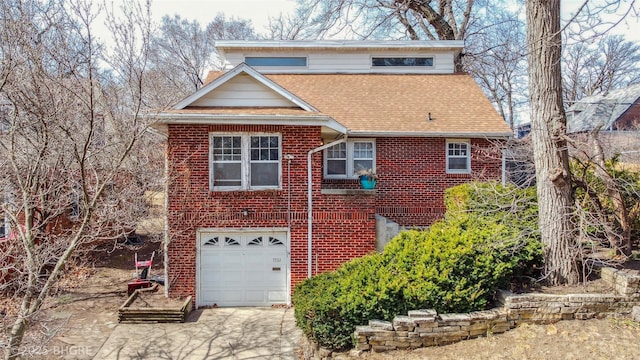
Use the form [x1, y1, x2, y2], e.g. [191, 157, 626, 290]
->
[353, 142, 373, 158]
[327, 159, 346, 175]
[354, 160, 373, 174]
[448, 158, 468, 170]
[245, 57, 307, 66]
[251, 163, 279, 186]
[372, 57, 433, 67]
[212, 135, 241, 161]
[251, 136, 279, 161]
[327, 143, 346, 159]
[213, 162, 242, 186]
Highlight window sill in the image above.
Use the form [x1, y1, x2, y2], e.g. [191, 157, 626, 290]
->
[321, 189, 377, 195]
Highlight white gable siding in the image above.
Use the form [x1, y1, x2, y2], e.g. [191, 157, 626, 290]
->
[222, 51, 455, 74]
[190, 74, 297, 107]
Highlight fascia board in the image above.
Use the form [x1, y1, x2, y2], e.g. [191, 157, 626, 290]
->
[154, 113, 347, 134]
[347, 130, 512, 139]
[214, 40, 464, 50]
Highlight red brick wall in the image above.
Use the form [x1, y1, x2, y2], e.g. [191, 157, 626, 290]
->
[322, 137, 503, 226]
[616, 101, 640, 130]
[166, 124, 376, 304]
[166, 124, 503, 305]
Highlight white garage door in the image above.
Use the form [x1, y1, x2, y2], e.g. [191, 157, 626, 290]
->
[198, 230, 288, 307]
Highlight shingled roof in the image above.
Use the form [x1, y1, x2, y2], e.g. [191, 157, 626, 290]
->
[263, 73, 510, 137]
[164, 67, 511, 138]
[567, 84, 640, 133]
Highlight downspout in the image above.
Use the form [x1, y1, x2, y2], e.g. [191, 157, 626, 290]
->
[501, 148, 506, 187]
[163, 138, 170, 297]
[307, 137, 347, 278]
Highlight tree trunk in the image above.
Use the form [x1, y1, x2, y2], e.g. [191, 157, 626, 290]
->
[526, 0, 580, 285]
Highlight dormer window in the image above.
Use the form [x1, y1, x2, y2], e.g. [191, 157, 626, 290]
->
[372, 57, 433, 67]
[245, 57, 307, 67]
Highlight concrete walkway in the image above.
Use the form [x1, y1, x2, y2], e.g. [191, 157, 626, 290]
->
[93, 307, 301, 360]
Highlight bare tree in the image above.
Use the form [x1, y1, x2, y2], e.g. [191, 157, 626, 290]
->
[266, 7, 315, 40]
[0, 0, 161, 358]
[150, 15, 216, 93]
[271, 0, 478, 69]
[563, 35, 640, 104]
[464, 3, 528, 129]
[526, 0, 579, 285]
[205, 13, 257, 40]
[149, 13, 257, 99]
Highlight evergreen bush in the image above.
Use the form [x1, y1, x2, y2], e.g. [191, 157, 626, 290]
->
[293, 182, 543, 350]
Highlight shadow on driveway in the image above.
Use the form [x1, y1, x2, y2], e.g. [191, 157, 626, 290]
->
[93, 307, 300, 360]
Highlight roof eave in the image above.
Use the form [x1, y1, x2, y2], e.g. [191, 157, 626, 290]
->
[346, 130, 513, 139]
[151, 113, 348, 135]
[214, 40, 464, 51]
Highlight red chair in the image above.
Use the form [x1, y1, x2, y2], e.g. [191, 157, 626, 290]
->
[127, 251, 155, 296]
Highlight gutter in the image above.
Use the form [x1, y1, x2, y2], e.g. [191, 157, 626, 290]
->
[348, 131, 513, 139]
[307, 137, 347, 278]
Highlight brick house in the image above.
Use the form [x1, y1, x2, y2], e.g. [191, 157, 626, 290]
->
[153, 41, 511, 307]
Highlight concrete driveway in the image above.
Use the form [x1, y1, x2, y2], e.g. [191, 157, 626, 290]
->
[93, 307, 301, 360]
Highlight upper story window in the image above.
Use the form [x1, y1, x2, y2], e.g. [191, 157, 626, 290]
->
[372, 57, 433, 67]
[210, 133, 281, 191]
[324, 139, 375, 179]
[245, 57, 307, 67]
[446, 139, 471, 174]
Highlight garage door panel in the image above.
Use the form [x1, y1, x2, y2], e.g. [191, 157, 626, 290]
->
[199, 231, 288, 307]
[268, 291, 286, 302]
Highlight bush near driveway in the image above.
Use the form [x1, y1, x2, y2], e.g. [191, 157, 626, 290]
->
[293, 182, 543, 350]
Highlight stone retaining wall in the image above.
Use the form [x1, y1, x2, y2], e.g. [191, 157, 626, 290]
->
[302, 267, 640, 359]
[601, 267, 640, 297]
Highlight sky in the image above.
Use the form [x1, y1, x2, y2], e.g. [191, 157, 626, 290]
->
[142, 0, 639, 42]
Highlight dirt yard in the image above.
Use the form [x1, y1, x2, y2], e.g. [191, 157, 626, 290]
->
[7, 239, 640, 359]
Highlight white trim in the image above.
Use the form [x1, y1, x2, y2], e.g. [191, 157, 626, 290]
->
[446, 139, 471, 174]
[173, 63, 319, 112]
[196, 227, 291, 307]
[323, 138, 376, 179]
[349, 131, 512, 138]
[209, 132, 282, 191]
[215, 40, 464, 51]
[152, 113, 348, 135]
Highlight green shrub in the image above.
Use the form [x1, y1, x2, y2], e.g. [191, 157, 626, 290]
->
[571, 157, 640, 244]
[293, 182, 543, 350]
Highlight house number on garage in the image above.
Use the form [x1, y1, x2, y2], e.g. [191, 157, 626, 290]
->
[273, 257, 282, 263]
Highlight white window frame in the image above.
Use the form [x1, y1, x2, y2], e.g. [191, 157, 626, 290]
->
[323, 139, 376, 179]
[446, 139, 471, 174]
[210, 132, 282, 191]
